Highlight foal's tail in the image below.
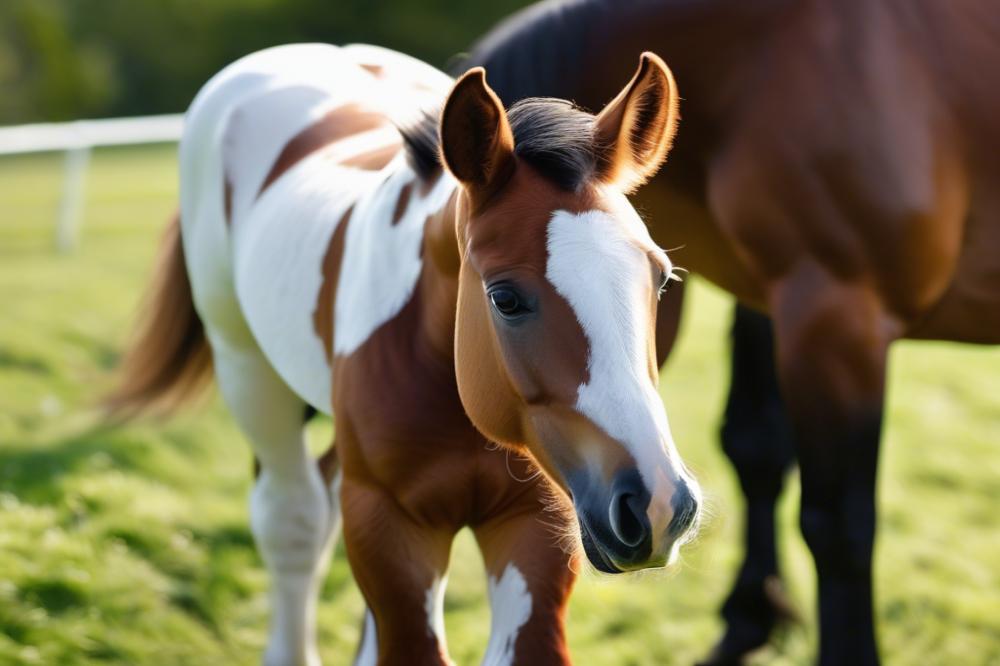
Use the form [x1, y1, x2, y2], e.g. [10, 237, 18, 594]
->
[105, 213, 213, 419]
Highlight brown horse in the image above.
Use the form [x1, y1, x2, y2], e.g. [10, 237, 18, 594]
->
[467, 1, 1000, 664]
[110, 45, 701, 665]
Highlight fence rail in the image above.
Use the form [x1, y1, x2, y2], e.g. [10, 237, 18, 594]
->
[0, 114, 185, 251]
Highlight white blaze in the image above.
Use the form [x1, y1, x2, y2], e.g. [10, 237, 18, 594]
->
[545, 202, 693, 502]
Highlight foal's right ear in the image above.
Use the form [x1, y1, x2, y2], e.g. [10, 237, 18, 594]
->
[594, 52, 679, 193]
[439, 67, 515, 209]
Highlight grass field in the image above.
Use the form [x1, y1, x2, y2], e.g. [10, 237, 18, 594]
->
[1, 145, 998, 665]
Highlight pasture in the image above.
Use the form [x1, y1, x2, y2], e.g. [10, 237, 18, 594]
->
[1, 144, 998, 664]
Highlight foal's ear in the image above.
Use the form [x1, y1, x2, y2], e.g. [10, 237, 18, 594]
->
[594, 52, 679, 193]
[439, 67, 515, 208]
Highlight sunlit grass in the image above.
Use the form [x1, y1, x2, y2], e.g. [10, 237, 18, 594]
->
[1, 146, 998, 664]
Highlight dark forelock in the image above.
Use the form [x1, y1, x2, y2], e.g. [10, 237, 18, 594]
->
[507, 97, 596, 191]
[400, 96, 597, 191]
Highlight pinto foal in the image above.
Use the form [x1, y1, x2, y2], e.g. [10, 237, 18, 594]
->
[111, 44, 701, 665]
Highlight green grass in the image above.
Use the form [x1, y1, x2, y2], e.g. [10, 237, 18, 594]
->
[1, 145, 998, 665]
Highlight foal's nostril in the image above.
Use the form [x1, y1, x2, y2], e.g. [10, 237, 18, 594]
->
[668, 482, 699, 537]
[609, 492, 650, 548]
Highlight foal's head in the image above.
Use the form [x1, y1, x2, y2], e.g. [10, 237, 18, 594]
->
[440, 53, 701, 572]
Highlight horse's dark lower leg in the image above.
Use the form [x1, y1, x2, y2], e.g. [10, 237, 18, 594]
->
[798, 410, 881, 666]
[771, 278, 891, 666]
[701, 304, 796, 665]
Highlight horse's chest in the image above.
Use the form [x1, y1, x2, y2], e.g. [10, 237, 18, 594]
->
[340, 431, 550, 528]
[333, 338, 549, 526]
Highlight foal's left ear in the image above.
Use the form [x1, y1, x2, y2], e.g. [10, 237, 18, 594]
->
[439, 67, 515, 210]
[594, 52, 679, 193]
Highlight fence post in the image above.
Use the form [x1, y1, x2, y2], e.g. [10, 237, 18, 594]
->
[55, 144, 91, 252]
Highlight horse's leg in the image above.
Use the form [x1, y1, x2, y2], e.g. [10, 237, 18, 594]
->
[769, 268, 894, 666]
[474, 507, 577, 666]
[700, 304, 798, 665]
[214, 345, 341, 666]
[340, 473, 454, 666]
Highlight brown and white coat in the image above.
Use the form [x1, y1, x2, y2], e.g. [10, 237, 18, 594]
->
[112, 43, 700, 666]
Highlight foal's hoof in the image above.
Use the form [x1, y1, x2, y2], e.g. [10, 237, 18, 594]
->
[695, 576, 800, 666]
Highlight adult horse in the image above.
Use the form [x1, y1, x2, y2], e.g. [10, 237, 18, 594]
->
[109, 45, 702, 664]
[466, 1, 1000, 664]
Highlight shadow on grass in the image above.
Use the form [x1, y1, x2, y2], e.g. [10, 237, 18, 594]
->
[0, 423, 266, 636]
[0, 348, 52, 375]
[0, 426, 152, 504]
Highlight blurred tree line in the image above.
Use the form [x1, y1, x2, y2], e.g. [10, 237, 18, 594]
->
[0, 0, 531, 124]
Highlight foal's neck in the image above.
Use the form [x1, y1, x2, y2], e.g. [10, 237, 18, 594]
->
[411, 175, 462, 368]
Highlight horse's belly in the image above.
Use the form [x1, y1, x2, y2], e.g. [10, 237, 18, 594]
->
[907, 209, 1000, 344]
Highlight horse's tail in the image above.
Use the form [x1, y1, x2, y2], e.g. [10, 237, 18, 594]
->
[105, 213, 213, 419]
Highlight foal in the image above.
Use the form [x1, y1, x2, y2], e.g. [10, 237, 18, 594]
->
[111, 44, 700, 665]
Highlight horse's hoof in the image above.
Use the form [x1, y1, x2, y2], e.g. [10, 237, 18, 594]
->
[695, 644, 748, 666]
[695, 576, 800, 666]
[695, 630, 767, 666]
[762, 575, 802, 626]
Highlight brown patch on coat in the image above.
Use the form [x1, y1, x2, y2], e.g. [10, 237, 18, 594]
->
[391, 183, 412, 225]
[416, 190, 461, 362]
[223, 177, 234, 226]
[339, 142, 402, 171]
[258, 104, 389, 197]
[317, 443, 339, 486]
[313, 207, 353, 363]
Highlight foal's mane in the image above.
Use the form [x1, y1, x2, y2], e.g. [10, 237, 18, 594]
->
[400, 97, 598, 192]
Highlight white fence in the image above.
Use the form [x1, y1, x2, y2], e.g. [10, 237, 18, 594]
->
[0, 114, 185, 251]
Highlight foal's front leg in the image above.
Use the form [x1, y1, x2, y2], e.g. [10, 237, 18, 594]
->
[475, 507, 578, 666]
[341, 476, 455, 666]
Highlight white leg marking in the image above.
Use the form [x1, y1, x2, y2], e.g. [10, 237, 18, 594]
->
[211, 346, 338, 666]
[424, 575, 448, 645]
[250, 466, 335, 666]
[355, 609, 377, 666]
[482, 564, 532, 666]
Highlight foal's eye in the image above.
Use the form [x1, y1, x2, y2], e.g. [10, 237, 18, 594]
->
[488, 286, 529, 319]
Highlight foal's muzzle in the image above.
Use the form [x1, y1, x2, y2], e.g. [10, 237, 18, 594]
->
[571, 468, 699, 573]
